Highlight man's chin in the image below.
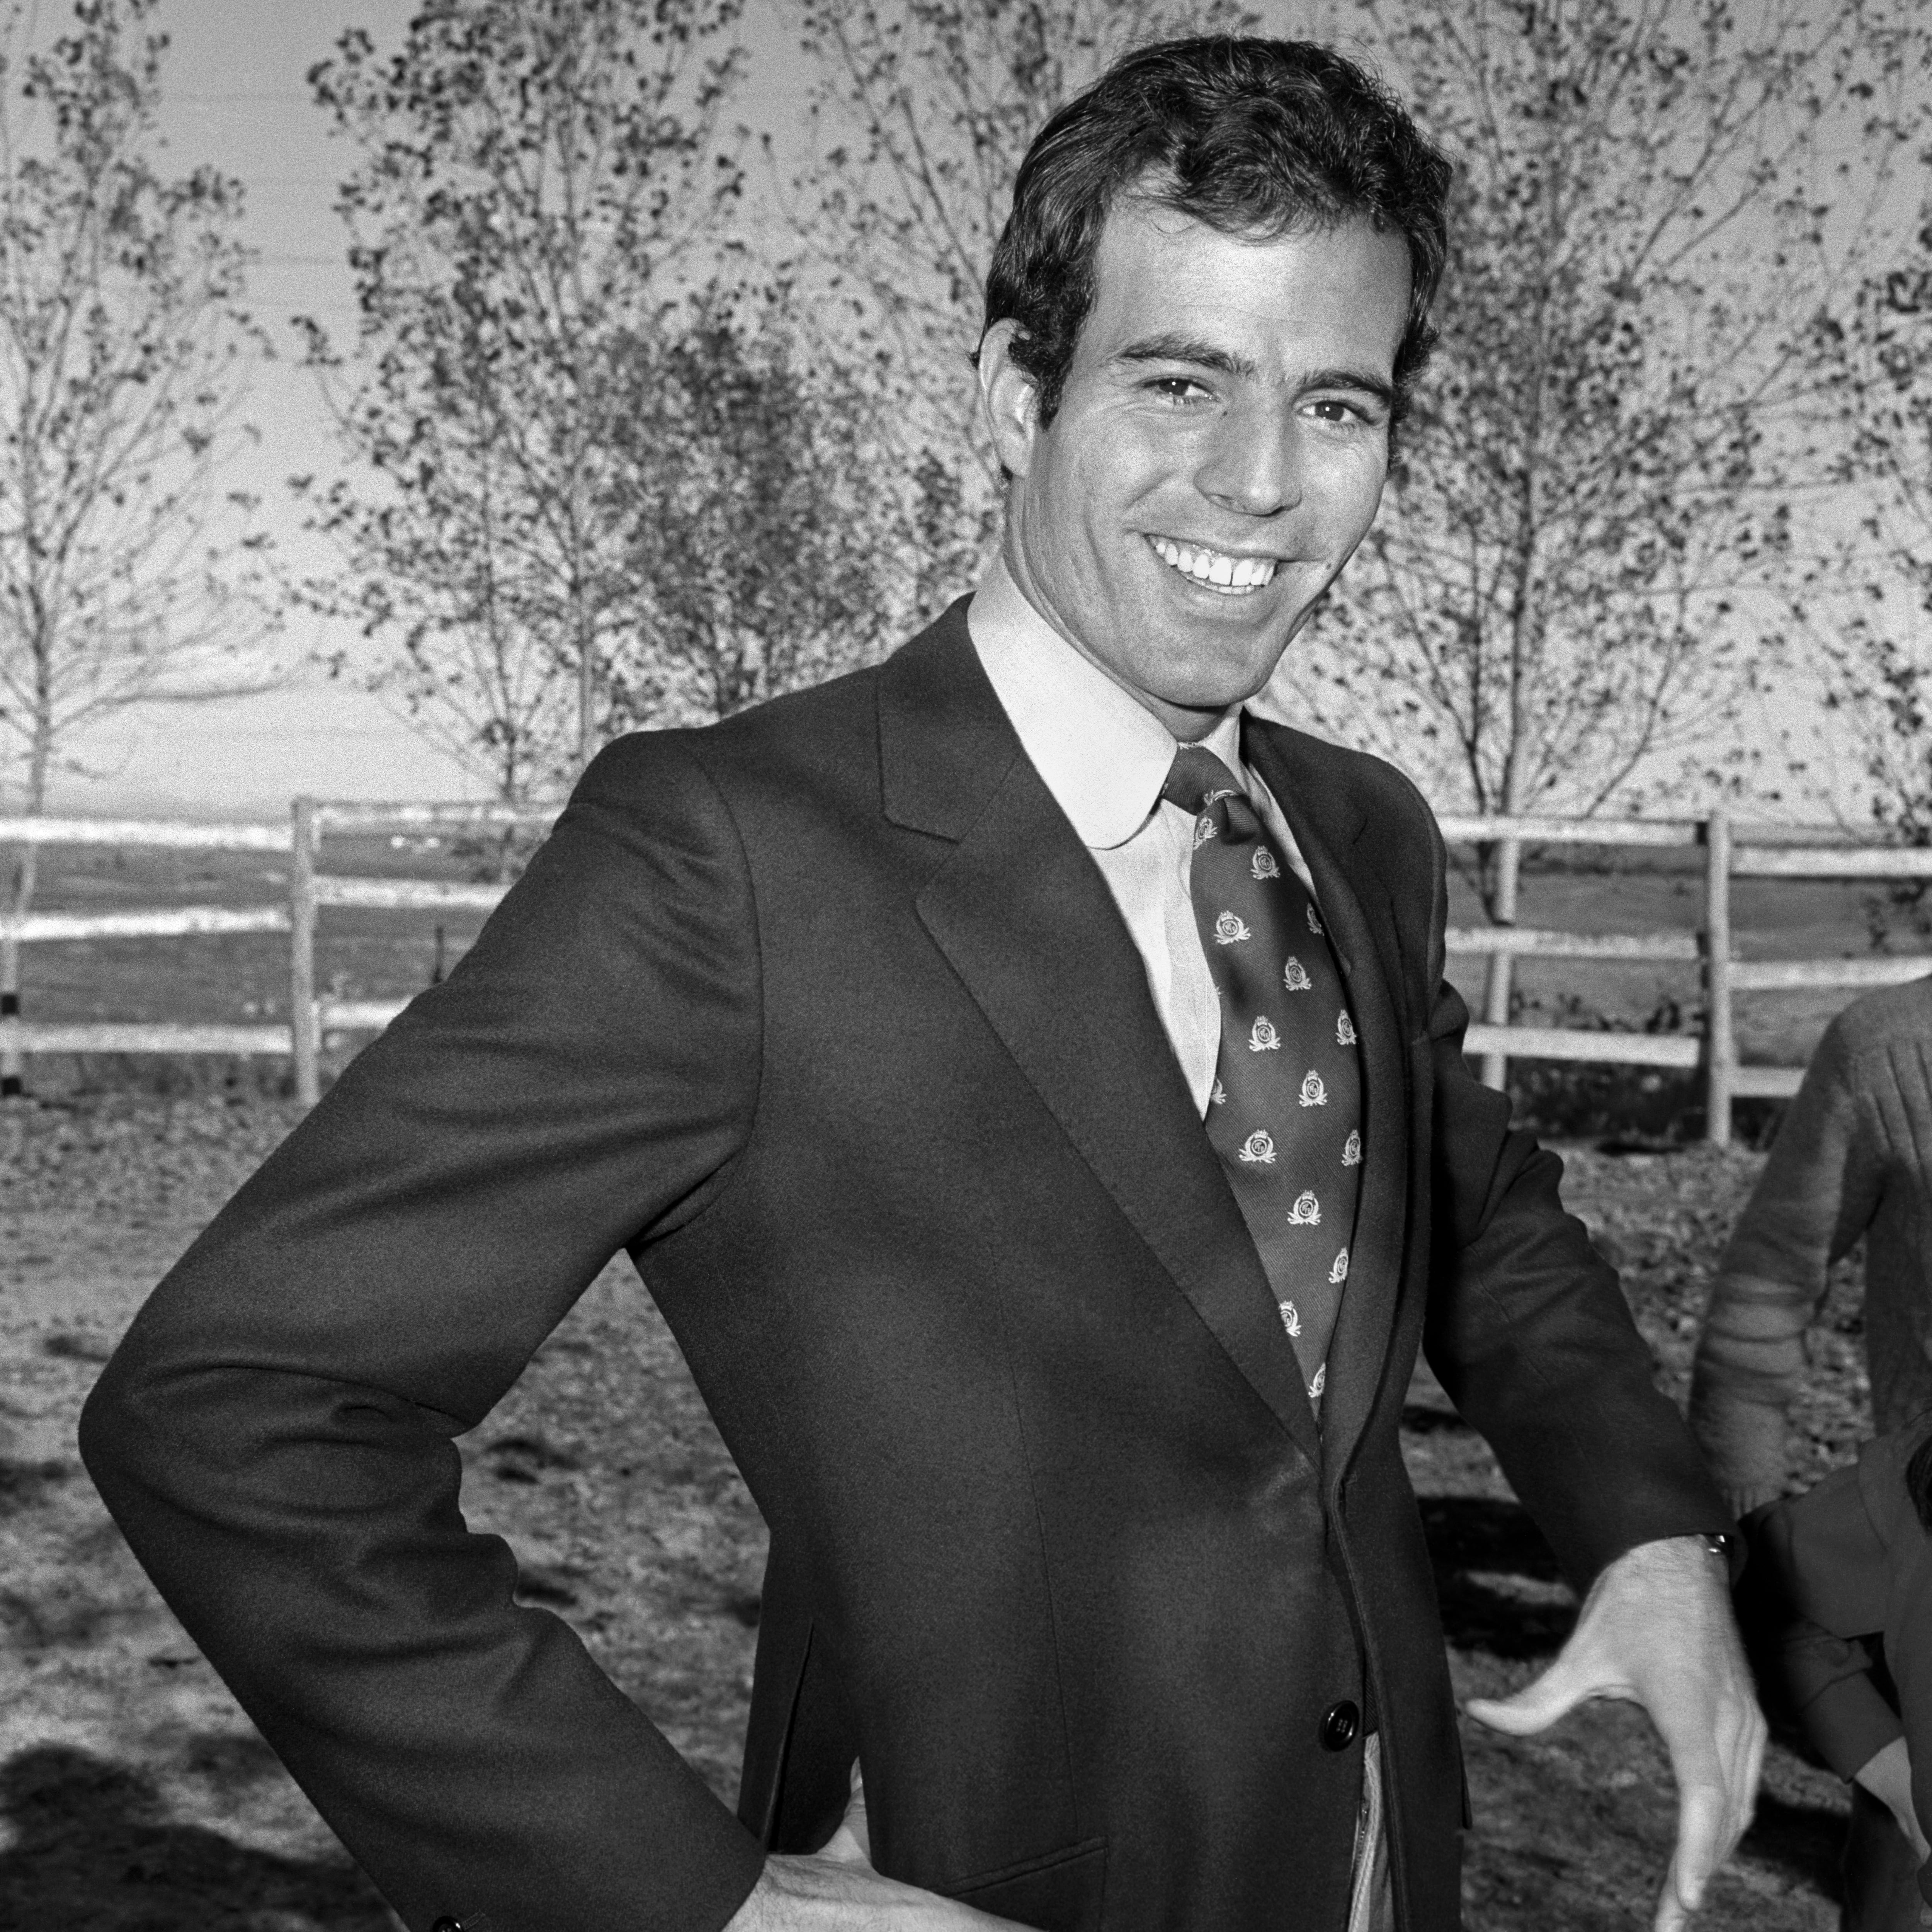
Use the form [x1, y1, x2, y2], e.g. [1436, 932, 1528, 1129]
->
[1134, 684, 1278, 740]
[1141, 653, 1294, 720]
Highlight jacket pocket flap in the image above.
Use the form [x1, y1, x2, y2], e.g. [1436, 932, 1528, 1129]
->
[952, 1836, 1107, 1932]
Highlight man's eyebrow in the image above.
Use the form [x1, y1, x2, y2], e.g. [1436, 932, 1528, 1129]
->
[1112, 337, 1397, 411]
[1112, 333, 1259, 380]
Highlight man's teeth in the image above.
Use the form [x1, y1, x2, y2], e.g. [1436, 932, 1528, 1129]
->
[1148, 537, 1279, 594]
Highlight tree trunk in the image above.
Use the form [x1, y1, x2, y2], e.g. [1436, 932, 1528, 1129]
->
[1477, 835, 1522, 1093]
[575, 586, 598, 777]
[577, 629, 596, 775]
[2, 711, 52, 1098]
[1479, 415, 1543, 1093]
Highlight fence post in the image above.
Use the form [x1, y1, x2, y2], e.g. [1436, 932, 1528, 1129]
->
[1, 821, 34, 1098]
[1703, 808, 1734, 1146]
[1479, 834, 1522, 1091]
[289, 797, 320, 1107]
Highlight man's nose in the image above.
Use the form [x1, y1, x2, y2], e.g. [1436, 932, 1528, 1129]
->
[1196, 407, 1302, 519]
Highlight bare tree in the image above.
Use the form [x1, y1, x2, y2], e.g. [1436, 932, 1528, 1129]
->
[607, 284, 918, 727]
[303, 444, 580, 808]
[0, 0, 273, 1092]
[1274, 0, 1925, 910]
[1799, 189, 1932, 864]
[297, 0, 743, 791]
[779, 0, 1258, 604]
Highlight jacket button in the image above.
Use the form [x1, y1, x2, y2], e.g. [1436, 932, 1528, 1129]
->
[431, 1920, 462, 1932]
[1321, 1699, 1360, 1751]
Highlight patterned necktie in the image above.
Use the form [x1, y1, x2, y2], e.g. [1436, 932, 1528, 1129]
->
[1162, 744, 1362, 1408]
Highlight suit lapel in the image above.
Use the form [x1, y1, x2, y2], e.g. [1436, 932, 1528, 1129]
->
[1243, 721, 1412, 1476]
[881, 612, 1322, 1467]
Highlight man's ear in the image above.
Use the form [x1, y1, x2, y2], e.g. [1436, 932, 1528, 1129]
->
[978, 319, 1041, 480]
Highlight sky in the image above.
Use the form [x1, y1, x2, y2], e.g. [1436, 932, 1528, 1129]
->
[15, 0, 1309, 819]
[34, 0, 813, 818]
[49, 0, 448, 816]
[12, 0, 1920, 820]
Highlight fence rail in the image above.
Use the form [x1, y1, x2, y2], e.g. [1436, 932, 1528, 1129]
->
[0, 799, 560, 1103]
[3, 801, 1930, 1135]
[1446, 925, 1701, 963]
[0, 817, 294, 850]
[310, 878, 511, 912]
[1458, 1022, 1704, 1069]
[1442, 808, 1932, 1139]
[0, 906, 292, 942]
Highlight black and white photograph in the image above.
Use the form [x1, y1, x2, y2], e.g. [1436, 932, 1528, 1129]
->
[2, 2, 1930, 1928]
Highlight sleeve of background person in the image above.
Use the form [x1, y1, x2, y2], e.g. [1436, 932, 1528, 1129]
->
[1856, 1436, 1932, 1904]
[77, 732, 769, 1932]
[1689, 1022, 1882, 1516]
[1402, 788, 1733, 1588]
[1752, 1476, 1905, 1781]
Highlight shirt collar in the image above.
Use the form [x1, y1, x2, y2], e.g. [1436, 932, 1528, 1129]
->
[967, 554, 1249, 851]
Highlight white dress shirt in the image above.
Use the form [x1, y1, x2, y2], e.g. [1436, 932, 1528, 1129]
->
[968, 554, 1320, 1117]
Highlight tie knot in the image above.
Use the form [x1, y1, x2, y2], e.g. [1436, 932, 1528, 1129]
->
[1162, 744, 1245, 817]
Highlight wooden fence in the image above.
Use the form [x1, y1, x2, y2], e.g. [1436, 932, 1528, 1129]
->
[0, 800, 559, 1106]
[1442, 810, 1932, 1143]
[3, 802, 1930, 1139]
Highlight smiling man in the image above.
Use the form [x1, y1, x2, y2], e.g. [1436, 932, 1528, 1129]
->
[982, 213, 1406, 741]
[83, 36, 1760, 1932]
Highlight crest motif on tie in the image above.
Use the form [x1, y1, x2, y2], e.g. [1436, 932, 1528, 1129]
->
[1287, 1189, 1321, 1225]
[1342, 1129, 1362, 1167]
[1278, 1299, 1301, 1337]
[1213, 911, 1250, 944]
[1249, 1015, 1281, 1053]
[1299, 1069, 1327, 1106]
[1282, 956, 1312, 992]
[1236, 1129, 1276, 1164]
[1194, 815, 1217, 849]
[1308, 1363, 1327, 1400]
[1306, 904, 1324, 935]
[1336, 1009, 1357, 1046]
[1211, 1079, 1227, 1106]
[1251, 847, 1281, 881]
[1204, 786, 1240, 806]
[1329, 1247, 1349, 1284]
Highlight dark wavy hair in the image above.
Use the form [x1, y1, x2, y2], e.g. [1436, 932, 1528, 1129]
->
[981, 37, 1453, 439]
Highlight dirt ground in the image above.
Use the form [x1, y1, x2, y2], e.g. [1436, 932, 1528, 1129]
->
[0, 1094, 1875, 1929]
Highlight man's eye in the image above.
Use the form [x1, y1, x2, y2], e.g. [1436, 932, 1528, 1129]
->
[1150, 376, 1211, 404]
[1308, 396, 1376, 426]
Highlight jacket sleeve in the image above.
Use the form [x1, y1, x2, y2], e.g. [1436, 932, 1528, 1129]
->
[1777, 1620, 1902, 1780]
[1689, 1024, 1881, 1517]
[1896, 1553, 1932, 1905]
[1406, 807, 1730, 1590]
[1852, 1437, 1932, 1903]
[1748, 1486, 1904, 1779]
[78, 732, 769, 1932]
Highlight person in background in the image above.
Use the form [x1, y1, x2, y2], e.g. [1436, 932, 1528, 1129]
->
[1692, 977, 1932, 1518]
[1746, 1423, 1932, 1930]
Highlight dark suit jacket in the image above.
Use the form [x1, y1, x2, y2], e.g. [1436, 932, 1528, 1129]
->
[80, 601, 1729, 1932]
[1746, 1429, 1932, 1903]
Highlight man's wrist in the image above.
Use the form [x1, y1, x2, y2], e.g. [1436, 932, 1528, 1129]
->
[1592, 1532, 1740, 1605]
[1696, 1527, 1754, 1586]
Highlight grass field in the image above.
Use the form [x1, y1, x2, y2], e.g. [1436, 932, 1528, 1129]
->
[0, 1090, 1878, 1932]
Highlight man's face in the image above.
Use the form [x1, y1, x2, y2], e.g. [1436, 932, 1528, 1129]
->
[981, 198, 1411, 739]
